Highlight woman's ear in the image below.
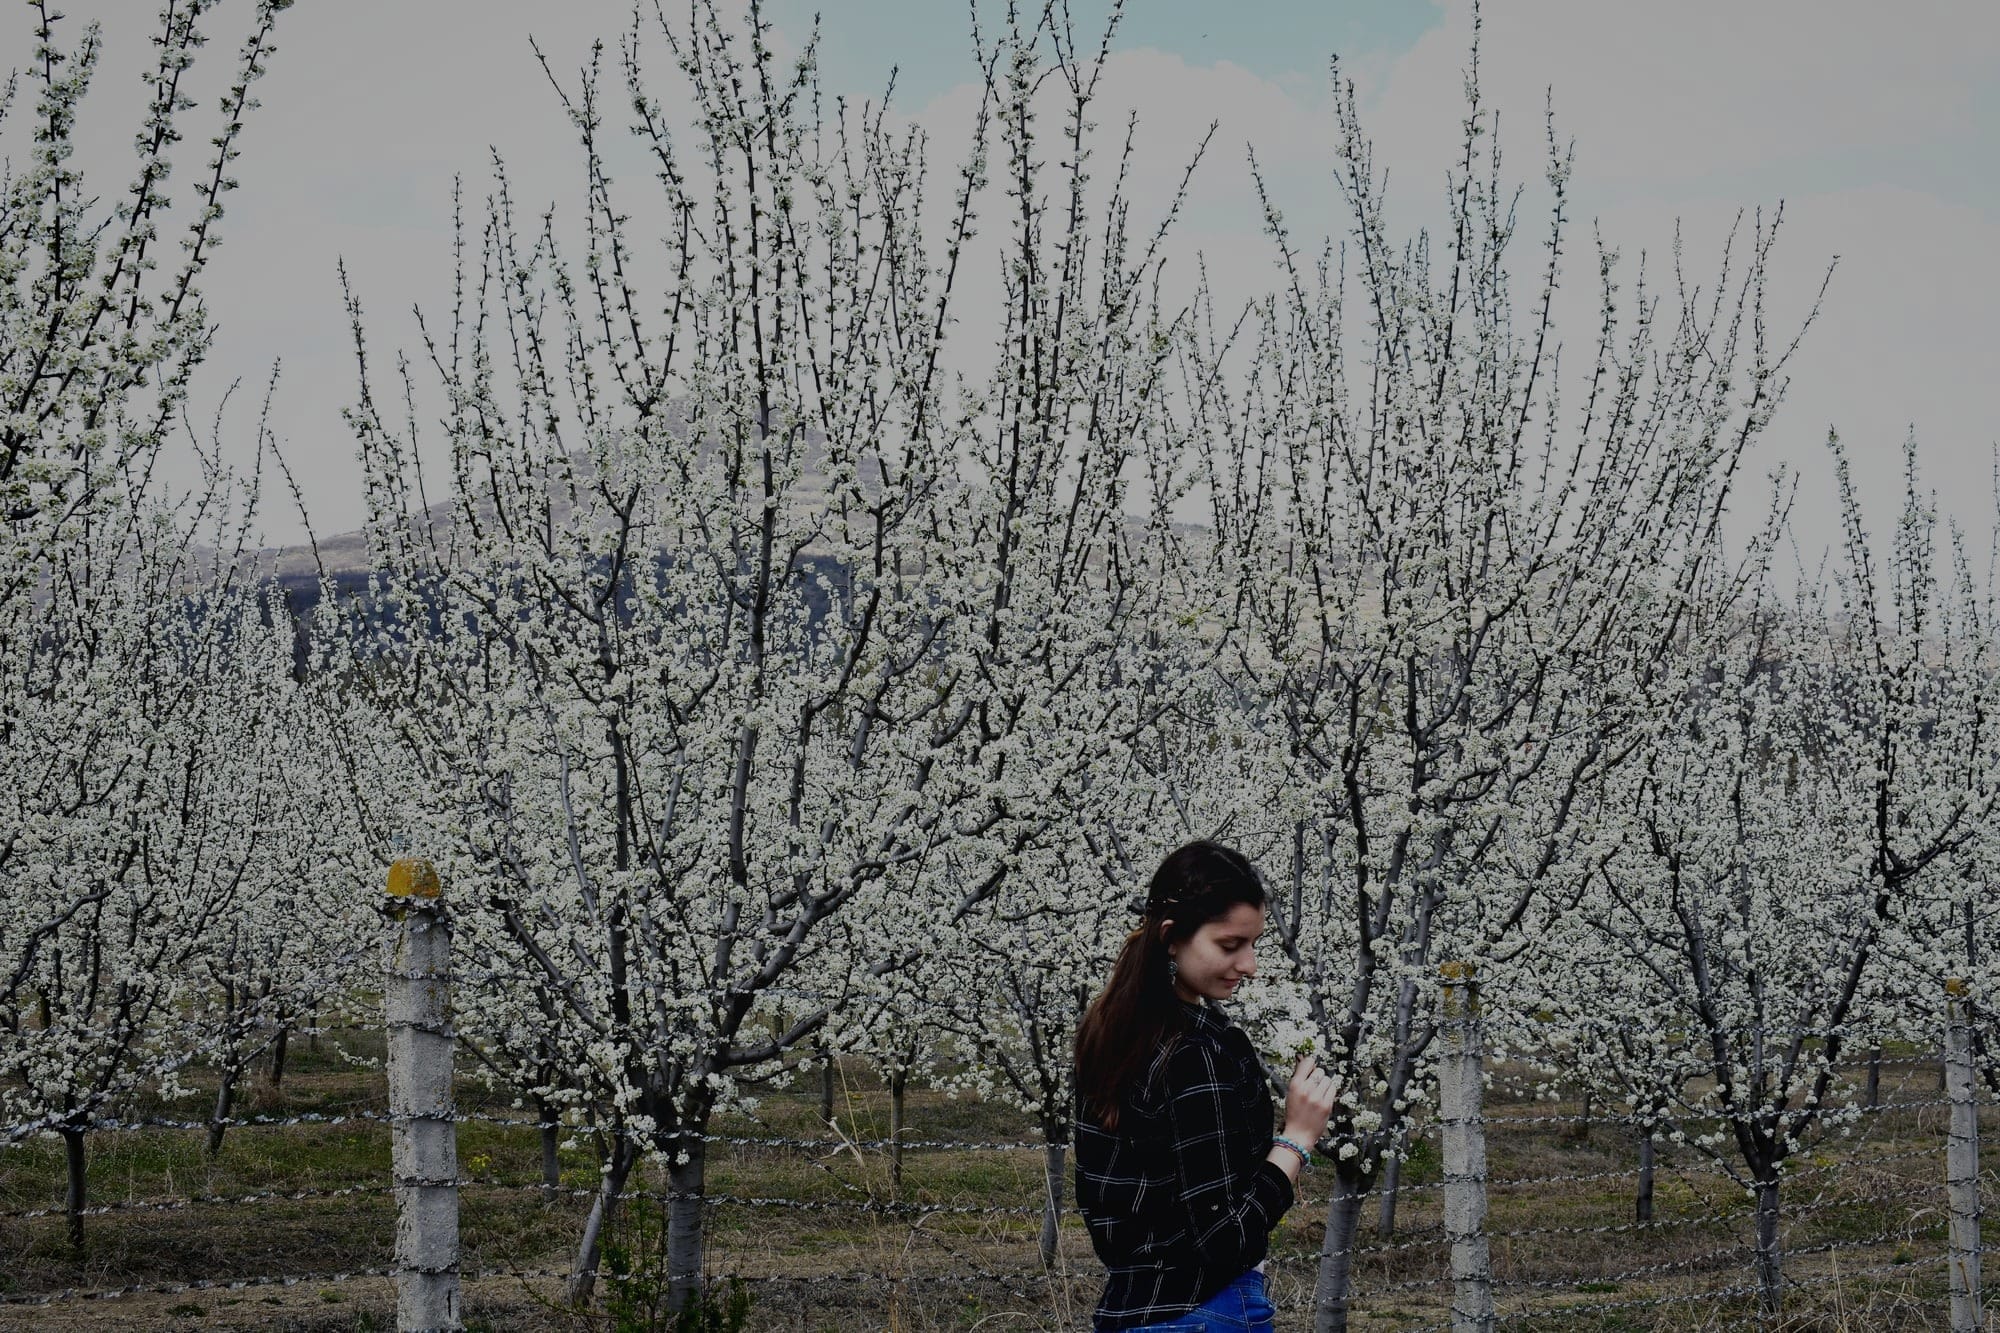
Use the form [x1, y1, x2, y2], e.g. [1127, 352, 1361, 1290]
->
[1158, 919, 1175, 948]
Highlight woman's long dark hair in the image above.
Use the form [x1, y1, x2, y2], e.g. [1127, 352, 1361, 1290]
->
[1075, 840, 1265, 1130]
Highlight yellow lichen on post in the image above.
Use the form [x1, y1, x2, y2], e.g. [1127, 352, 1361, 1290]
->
[386, 857, 442, 899]
[1945, 976, 1969, 998]
[1440, 960, 1477, 1020]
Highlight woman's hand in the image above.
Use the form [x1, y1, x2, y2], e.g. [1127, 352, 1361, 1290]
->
[1265, 1055, 1340, 1184]
[1282, 1054, 1338, 1144]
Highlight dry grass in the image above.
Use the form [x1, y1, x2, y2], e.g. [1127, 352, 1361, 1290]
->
[0, 1043, 1991, 1330]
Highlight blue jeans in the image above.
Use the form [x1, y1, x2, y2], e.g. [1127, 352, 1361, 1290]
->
[1125, 1270, 1275, 1331]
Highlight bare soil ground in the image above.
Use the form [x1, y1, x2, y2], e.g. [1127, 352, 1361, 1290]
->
[0, 1039, 1987, 1330]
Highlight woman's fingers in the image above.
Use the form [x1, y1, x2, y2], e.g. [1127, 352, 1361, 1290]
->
[1286, 1060, 1342, 1134]
[1288, 1063, 1336, 1098]
[1281, 1051, 1337, 1140]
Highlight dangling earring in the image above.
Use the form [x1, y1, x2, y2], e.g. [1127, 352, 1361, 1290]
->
[1166, 955, 1180, 984]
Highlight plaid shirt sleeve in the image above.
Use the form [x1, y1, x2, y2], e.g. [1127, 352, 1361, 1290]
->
[1162, 1035, 1295, 1272]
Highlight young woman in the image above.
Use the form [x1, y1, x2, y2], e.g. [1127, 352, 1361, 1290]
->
[1075, 841, 1339, 1332]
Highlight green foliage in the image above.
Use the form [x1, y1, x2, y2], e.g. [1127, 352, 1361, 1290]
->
[1399, 1137, 1443, 1185]
[671, 1280, 751, 1333]
[601, 1203, 752, 1333]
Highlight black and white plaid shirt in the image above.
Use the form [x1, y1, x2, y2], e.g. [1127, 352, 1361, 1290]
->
[1074, 998, 1294, 1330]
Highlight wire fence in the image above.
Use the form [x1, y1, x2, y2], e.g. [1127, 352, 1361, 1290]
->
[1, 909, 1993, 1329]
[1, 1073, 1990, 1327]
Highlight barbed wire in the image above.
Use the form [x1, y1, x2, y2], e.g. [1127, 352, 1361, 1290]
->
[0, 1200, 1963, 1317]
[1, 1057, 1985, 1322]
[0, 1105, 1072, 1154]
[1502, 1016, 1972, 1039]
[1274, 1181, 1914, 1261]
[1391, 1164, 1640, 1196]
[0, 1143, 1931, 1226]
[7, 1088, 1977, 1154]
[1454, 1095, 1963, 1130]
[0, 1175, 1062, 1227]
[1474, 1186, 1915, 1246]
[0, 1180, 403, 1223]
[4, 1162, 1964, 1265]
[1472, 1237, 1943, 1329]
[0, 1259, 1090, 1310]
[1495, 1218, 1921, 1296]
[0, 1105, 1964, 1227]
[0, 1267, 402, 1310]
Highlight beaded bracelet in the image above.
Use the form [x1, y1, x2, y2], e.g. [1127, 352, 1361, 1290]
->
[1271, 1134, 1313, 1171]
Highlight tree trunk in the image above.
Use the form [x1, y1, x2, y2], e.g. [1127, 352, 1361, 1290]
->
[1376, 1151, 1401, 1238]
[888, 1066, 908, 1196]
[207, 1062, 240, 1159]
[665, 1136, 709, 1312]
[1313, 1167, 1369, 1333]
[1038, 1136, 1067, 1267]
[1635, 1134, 1655, 1225]
[1570, 1085, 1593, 1143]
[536, 1097, 561, 1191]
[818, 1042, 836, 1124]
[566, 1134, 637, 1307]
[267, 1023, 291, 1090]
[63, 1125, 87, 1249]
[1752, 1174, 1782, 1319]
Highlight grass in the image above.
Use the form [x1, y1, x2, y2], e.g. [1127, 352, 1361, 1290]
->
[1, 1040, 1993, 1330]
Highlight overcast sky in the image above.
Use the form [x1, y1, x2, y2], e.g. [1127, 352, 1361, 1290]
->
[26, 0, 2000, 566]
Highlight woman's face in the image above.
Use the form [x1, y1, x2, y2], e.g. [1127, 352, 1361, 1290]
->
[1164, 902, 1265, 1003]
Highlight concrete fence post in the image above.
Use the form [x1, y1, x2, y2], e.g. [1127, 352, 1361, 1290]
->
[1944, 977, 1982, 1333]
[385, 858, 462, 1333]
[1439, 961, 1494, 1333]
